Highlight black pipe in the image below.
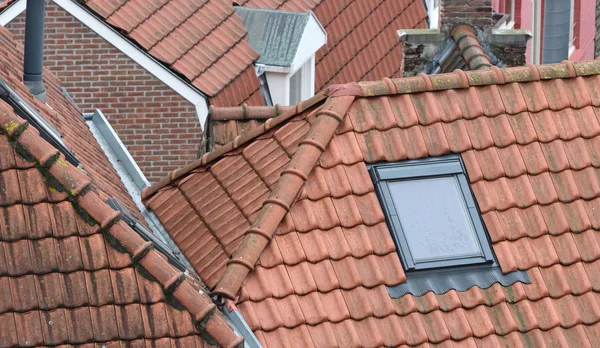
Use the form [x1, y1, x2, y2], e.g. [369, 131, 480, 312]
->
[23, 0, 46, 102]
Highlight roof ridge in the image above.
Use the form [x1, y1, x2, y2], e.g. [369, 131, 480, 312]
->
[212, 94, 356, 300]
[450, 24, 493, 71]
[0, 104, 244, 348]
[210, 104, 297, 121]
[141, 89, 335, 200]
[143, 59, 600, 202]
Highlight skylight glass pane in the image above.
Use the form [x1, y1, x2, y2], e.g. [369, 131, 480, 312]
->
[389, 176, 482, 262]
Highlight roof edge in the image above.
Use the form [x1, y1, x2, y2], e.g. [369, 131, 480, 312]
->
[142, 89, 332, 201]
[143, 58, 600, 201]
[0, 104, 244, 348]
[212, 94, 356, 300]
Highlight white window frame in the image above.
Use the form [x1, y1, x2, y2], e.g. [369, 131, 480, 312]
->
[498, 0, 516, 29]
[287, 57, 314, 106]
[531, 0, 542, 64]
[424, 0, 440, 29]
[568, 0, 576, 57]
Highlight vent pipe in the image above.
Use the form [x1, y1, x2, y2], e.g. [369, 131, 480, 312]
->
[23, 0, 47, 102]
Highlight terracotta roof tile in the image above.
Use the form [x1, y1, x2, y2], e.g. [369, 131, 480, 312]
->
[0, 58, 243, 348]
[145, 61, 600, 347]
[80, 0, 426, 106]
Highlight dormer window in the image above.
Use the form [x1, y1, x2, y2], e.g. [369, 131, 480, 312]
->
[370, 154, 530, 296]
[235, 7, 326, 106]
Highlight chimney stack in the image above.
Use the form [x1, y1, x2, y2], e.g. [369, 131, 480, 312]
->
[440, 0, 493, 30]
[23, 0, 47, 102]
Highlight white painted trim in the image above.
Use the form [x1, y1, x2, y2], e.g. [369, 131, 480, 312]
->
[0, 0, 25, 26]
[0, 0, 210, 129]
[290, 12, 326, 73]
[88, 109, 150, 190]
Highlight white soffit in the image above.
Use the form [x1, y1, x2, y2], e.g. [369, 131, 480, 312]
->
[0, 0, 210, 129]
[0, 0, 25, 26]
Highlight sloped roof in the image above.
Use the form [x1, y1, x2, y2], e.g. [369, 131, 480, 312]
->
[208, 24, 496, 147]
[75, 0, 426, 107]
[0, 24, 243, 347]
[0, 103, 243, 347]
[0, 24, 144, 223]
[144, 59, 600, 347]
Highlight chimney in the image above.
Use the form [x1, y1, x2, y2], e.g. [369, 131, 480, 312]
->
[23, 0, 47, 102]
[397, 0, 531, 76]
[487, 29, 532, 67]
[440, 0, 493, 31]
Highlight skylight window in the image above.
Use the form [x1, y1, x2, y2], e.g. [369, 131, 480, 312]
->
[370, 155, 494, 271]
[370, 154, 530, 296]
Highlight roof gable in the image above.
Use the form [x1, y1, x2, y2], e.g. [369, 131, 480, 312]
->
[145, 59, 600, 347]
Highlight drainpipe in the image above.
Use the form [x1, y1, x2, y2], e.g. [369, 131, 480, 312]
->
[542, 0, 571, 63]
[23, 0, 47, 102]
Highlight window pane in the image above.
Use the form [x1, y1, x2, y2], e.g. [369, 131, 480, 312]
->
[388, 176, 482, 262]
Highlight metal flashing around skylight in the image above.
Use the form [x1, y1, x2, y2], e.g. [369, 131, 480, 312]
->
[370, 154, 531, 296]
[0, 77, 79, 165]
[387, 265, 530, 297]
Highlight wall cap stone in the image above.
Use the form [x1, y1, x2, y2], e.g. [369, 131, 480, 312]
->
[397, 29, 448, 44]
[488, 29, 533, 47]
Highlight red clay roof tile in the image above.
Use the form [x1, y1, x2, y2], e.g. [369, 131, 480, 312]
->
[0, 59, 243, 348]
[81, 0, 426, 106]
[143, 60, 600, 347]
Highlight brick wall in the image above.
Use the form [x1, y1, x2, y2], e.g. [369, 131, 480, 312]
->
[441, 0, 493, 30]
[6, 3, 201, 183]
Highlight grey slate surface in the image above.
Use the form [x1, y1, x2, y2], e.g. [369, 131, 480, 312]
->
[235, 7, 309, 67]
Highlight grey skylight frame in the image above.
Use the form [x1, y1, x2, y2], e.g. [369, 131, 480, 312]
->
[370, 154, 495, 272]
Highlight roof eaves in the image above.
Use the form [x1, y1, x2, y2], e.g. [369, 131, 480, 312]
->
[0, 104, 244, 348]
[212, 93, 356, 300]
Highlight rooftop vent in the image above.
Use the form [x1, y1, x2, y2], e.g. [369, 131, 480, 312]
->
[23, 0, 47, 102]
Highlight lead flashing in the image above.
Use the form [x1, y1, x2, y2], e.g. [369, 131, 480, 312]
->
[87, 109, 149, 190]
[223, 302, 263, 348]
